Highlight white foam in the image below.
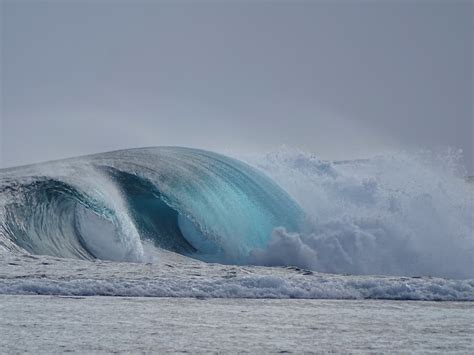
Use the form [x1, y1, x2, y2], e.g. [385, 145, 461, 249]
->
[1, 270, 472, 300]
[1, 244, 472, 301]
[243, 148, 474, 279]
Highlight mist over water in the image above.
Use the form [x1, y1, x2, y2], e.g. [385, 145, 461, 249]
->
[243, 148, 474, 279]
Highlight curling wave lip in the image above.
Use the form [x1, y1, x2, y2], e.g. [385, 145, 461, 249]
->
[0, 147, 305, 264]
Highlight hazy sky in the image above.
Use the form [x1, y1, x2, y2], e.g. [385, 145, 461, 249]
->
[1, 1, 473, 172]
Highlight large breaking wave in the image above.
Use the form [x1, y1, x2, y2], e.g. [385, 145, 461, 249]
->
[0, 146, 473, 300]
[0, 147, 303, 264]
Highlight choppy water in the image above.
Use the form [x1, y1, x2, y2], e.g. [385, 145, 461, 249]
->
[0, 295, 472, 353]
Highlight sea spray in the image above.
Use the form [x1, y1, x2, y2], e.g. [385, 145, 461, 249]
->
[244, 148, 474, 279]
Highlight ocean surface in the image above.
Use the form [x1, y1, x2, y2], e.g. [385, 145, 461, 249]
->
[1, 295, 473, 353]
[0, 147, 473, 351]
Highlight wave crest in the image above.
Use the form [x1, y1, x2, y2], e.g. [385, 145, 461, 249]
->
[0, 147, 303, 264]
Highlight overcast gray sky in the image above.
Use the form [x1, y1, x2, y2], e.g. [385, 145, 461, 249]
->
[1, 1, 473, 173]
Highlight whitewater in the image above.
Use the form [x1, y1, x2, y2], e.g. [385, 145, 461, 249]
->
[0, 146, 473, 301]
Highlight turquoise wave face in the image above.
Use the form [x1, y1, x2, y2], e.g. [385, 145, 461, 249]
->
[0, 147, 305, 263]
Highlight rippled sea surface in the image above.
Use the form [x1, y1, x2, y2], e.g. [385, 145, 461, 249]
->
[1, 295, 472, 353]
